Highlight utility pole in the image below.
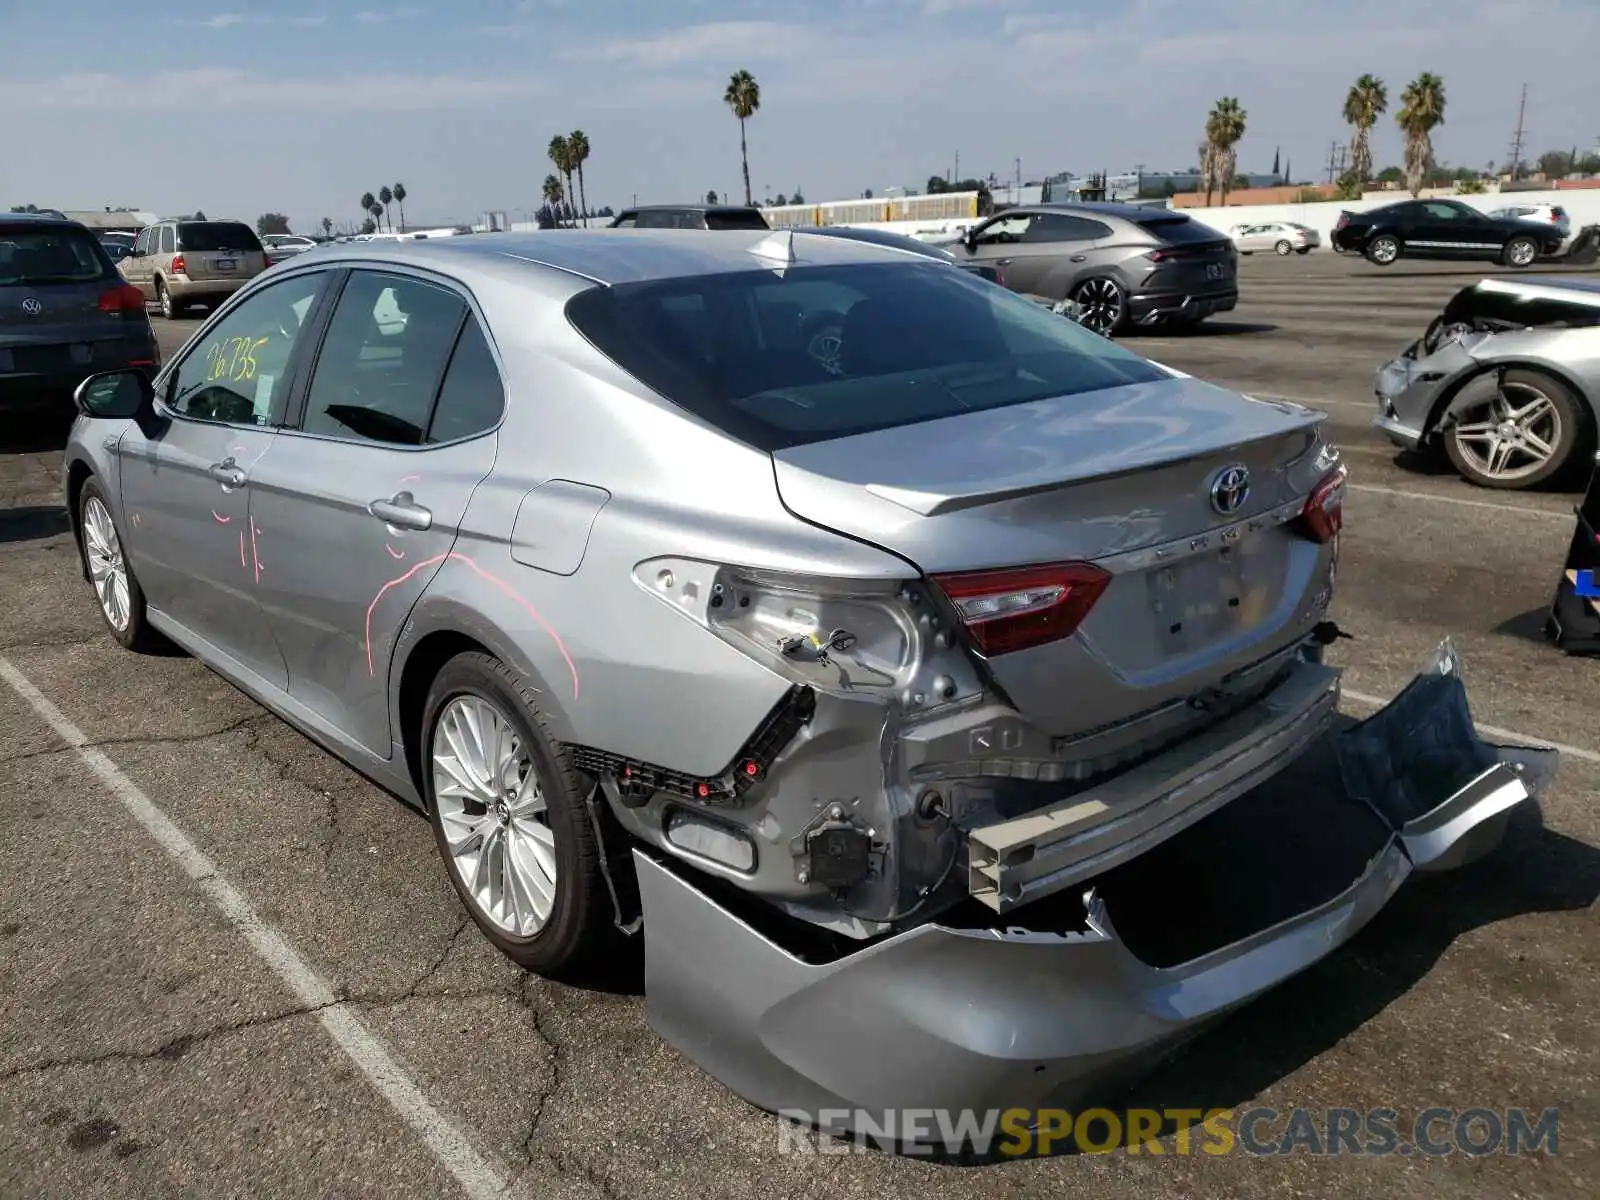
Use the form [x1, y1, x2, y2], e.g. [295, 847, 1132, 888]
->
[1507, 83, 1529, 179]
[1015, 157, 1022, 204]
[1325, 140, 1341, 186]
[953, 150, 959, 184]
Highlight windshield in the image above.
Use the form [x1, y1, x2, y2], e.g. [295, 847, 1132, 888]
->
[0, 226, 114, 285]
[177, 222, 262, 252]
[703, 210, 771, 231]
[565, 261, 1169, 451]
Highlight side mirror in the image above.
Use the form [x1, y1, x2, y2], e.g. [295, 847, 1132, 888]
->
[74, 369, 154, 420]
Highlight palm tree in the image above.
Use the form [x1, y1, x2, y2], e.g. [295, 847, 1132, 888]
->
[567, 131, 591, 226]
[369, 201, 385, 230]
[378, 186, 394, 232]
[359, 192, 376, 230]
[1343, 74, 1388, 189]
[1198, 142, 1218, 207]
[547, 136, 574, 222]
[1397, 73, 1446, 197]
[723, 70, 761, 206]
[321, 217, 332, 238]
[541, 174, 564, 224]
[1203, 97, 1247, 205]
[392, 182, 407, 232]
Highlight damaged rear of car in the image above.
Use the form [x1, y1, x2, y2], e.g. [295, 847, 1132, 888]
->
[1375, 276, 1600, 489]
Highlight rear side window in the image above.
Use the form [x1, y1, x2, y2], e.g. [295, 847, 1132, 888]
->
[301, 271, 468, 446]
[565, 261, 1167, 452]
[178, 222, 262, 253]
[1135, 215, 1225, 245]
[0, 226, 114, 285]
[160, 226, 176, 254]
[703, 209, 771, 231]
[427, 317, 505, 443]
[611, 215, 638, 228]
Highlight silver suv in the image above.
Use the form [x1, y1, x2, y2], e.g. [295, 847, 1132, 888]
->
[120, 218, 268, 319]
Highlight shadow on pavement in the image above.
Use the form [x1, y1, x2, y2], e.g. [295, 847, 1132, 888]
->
[0, 505, 69, 545]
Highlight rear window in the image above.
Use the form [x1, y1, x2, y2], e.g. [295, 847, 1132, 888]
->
[565, 261, 1169, 451]
[1135, 215, 1224, 245]
[0, 227, 114, 285]
[703, 209, 771, 231]
[177, 222, 262, 252]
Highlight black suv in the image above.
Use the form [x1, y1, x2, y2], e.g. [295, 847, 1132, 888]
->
[1332, 198, 1568, 268]
[608, 206, 771, 231]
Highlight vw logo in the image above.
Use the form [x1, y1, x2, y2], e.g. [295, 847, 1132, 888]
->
[1209, 465, 1250, 515]
[20, 297, 43, 316]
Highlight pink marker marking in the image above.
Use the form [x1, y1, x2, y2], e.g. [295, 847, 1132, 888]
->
[364, 553, 579, 701]
[131, 513, 141, 528]
[212, 510, 231, 524]
[238, 530, 246, 567]
[386, 544, 405, 560]
[250, 520, 262, 584]
[398, 474, 422, 484]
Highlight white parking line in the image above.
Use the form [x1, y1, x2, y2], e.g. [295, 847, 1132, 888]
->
[1346, 482, 1572, 521]
[1343, 687, 1600, 765]
[0, 657, 515, 1200]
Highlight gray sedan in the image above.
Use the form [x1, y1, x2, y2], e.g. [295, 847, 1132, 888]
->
[62, 228, 1530, 1135]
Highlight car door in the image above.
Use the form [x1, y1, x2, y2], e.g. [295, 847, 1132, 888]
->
[1411, 201, 1487, 259]
[115, 268, 335, 689]
[1001, 213, 1113, 298]
[247, 267, 502, 757]
[123, 227, 153, 296]
[957, 213, 1032, 287]
[1237, 224, 1267, 253]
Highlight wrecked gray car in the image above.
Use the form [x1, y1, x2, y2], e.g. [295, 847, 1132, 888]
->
[1375, 275, 1600, 489]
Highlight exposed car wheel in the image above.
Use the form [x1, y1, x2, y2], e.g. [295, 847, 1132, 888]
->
[1443, 368, 1583, 490]
[1295, 246, 1312, 255]
[1501, 236, 1538, 268]
[155, 279, 177, 320]
[78, 480, 162, 652]
[1274, 240, 1292, 256]
[1366, 235, 1401, 266]
[422, 651, 613, 977]
[1071, 277, 1126, 336]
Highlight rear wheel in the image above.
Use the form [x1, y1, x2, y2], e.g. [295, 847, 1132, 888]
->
[1070, 277, 1126, 337]
[155, 279, 178, 319]
[1502, 236, 1538, 268]
[78, 479, 162, 652]
[1366, 235, 1401, 266]
[1443, 368, 1583, 489]
[422, 652, 613, 977]
[1295, 246, 1312, 255]
[1274, 239, 1292, 256]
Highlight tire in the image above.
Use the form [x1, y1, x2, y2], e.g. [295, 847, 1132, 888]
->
[1296, 246, 1312, 255]
[1442, 368, 1584, 490]
[155, 279, 176, 320]
[1365, 234, 1401, 266]
[1274, 240, 1292, 256]
[1070, 276, 1127, 337]
[421, 651, 613, 977]
[78, 478, 163, 652]
[1501, 236, 1538, 269]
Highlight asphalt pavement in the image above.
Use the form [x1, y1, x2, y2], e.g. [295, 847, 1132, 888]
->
[1, 252, 1596, 1198]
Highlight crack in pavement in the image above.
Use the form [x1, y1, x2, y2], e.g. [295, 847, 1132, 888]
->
[506, 971, 565, 1196]
[0, 634, 102, 654]
[0, 711, 273, 767]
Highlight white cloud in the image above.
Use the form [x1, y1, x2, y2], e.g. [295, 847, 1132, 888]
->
[354, 6, 424, 24]
[564, 21, 814, 66]
[0, 69, 537, 111]
[171, 13, 326, 29]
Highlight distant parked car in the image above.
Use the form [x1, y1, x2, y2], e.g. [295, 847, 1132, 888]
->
[1375, 275, 1600, 489]
[798, 224, 1006, 285]
[948, 201, 1238, 335]
[608, 205, 771, 231]
[0, 212, 157, 407]
[1486, 203, 1571, 239]
[120, 218, 268, 318]
[1332, 199, 1566, 268]
[1229, 221, 1320, 256]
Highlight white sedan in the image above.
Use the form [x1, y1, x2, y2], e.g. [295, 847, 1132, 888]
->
[1229, 221, 1321, 255]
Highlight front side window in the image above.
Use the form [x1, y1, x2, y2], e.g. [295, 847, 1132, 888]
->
[164, 272, 327, 426]
[300, 271, 468, 445]
[566, 261, 1169, 451]
[973, 214, 1033, 245]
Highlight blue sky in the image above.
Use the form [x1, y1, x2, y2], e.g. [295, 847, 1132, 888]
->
[3, 0, 1596, 232]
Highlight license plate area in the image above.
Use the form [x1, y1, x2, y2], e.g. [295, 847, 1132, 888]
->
[214, 257, 237, 272]
[1205, 262, 1225, 280]
[1148, 535, 1268, 648]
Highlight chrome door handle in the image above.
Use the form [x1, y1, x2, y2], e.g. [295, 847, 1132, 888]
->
[995, 258, 1013, 266]
[368, 492, 433, 531]
[208, 458, 247, 488]
[1069, 254, 1088, 262]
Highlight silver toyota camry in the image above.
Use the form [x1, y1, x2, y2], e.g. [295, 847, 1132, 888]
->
[63, 229, 1536, 1135]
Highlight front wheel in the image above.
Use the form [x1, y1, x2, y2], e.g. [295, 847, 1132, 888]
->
[1443, 368, 1584, 490]
[1502, 236, 1538, 268]
[1274, 240, 1292, 256]
[1070, 277, 1126, 337]
[1366, 235, 1401, 266]
[78, 479, 164, 652]
[422, 652, 614, 978]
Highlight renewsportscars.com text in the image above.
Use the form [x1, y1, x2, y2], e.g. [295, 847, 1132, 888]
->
[776, 1106, 1561, 1158]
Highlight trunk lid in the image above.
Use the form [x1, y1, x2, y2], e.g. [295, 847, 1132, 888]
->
[176, 222, 266, 282]
[0, 224, 133, 371]
[771, 376, 1336, 736]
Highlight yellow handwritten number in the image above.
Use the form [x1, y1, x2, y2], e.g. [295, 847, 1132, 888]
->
[204, 335, 270, 383]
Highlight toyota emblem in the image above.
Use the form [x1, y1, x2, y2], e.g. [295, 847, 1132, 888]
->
[20, 297, 43, 316]
[1209, 465, 1250, 515]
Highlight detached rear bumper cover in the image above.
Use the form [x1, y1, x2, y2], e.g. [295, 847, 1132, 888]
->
[637, 647, 1554, 1131]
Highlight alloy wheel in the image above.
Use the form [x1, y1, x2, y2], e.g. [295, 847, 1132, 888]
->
[431, 694, 558, 937]
[1506, 239, 1536, 267]
[1074, 278, 1123, 335]
[1370, 238, 1399, 264]
[82, 496, 131, 632]
[158, 282, 173, 319]
[1451, 381, 1563, 482]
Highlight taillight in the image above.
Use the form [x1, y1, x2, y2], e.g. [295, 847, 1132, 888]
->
[1335, 213, 1349, 230]
[1299, 465, 1348, 543]
[170, 253, 186, 275]
[933, 562, 1111, 656]
[98, 283, 147, 314]
[1144, 248, 1175, 263]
